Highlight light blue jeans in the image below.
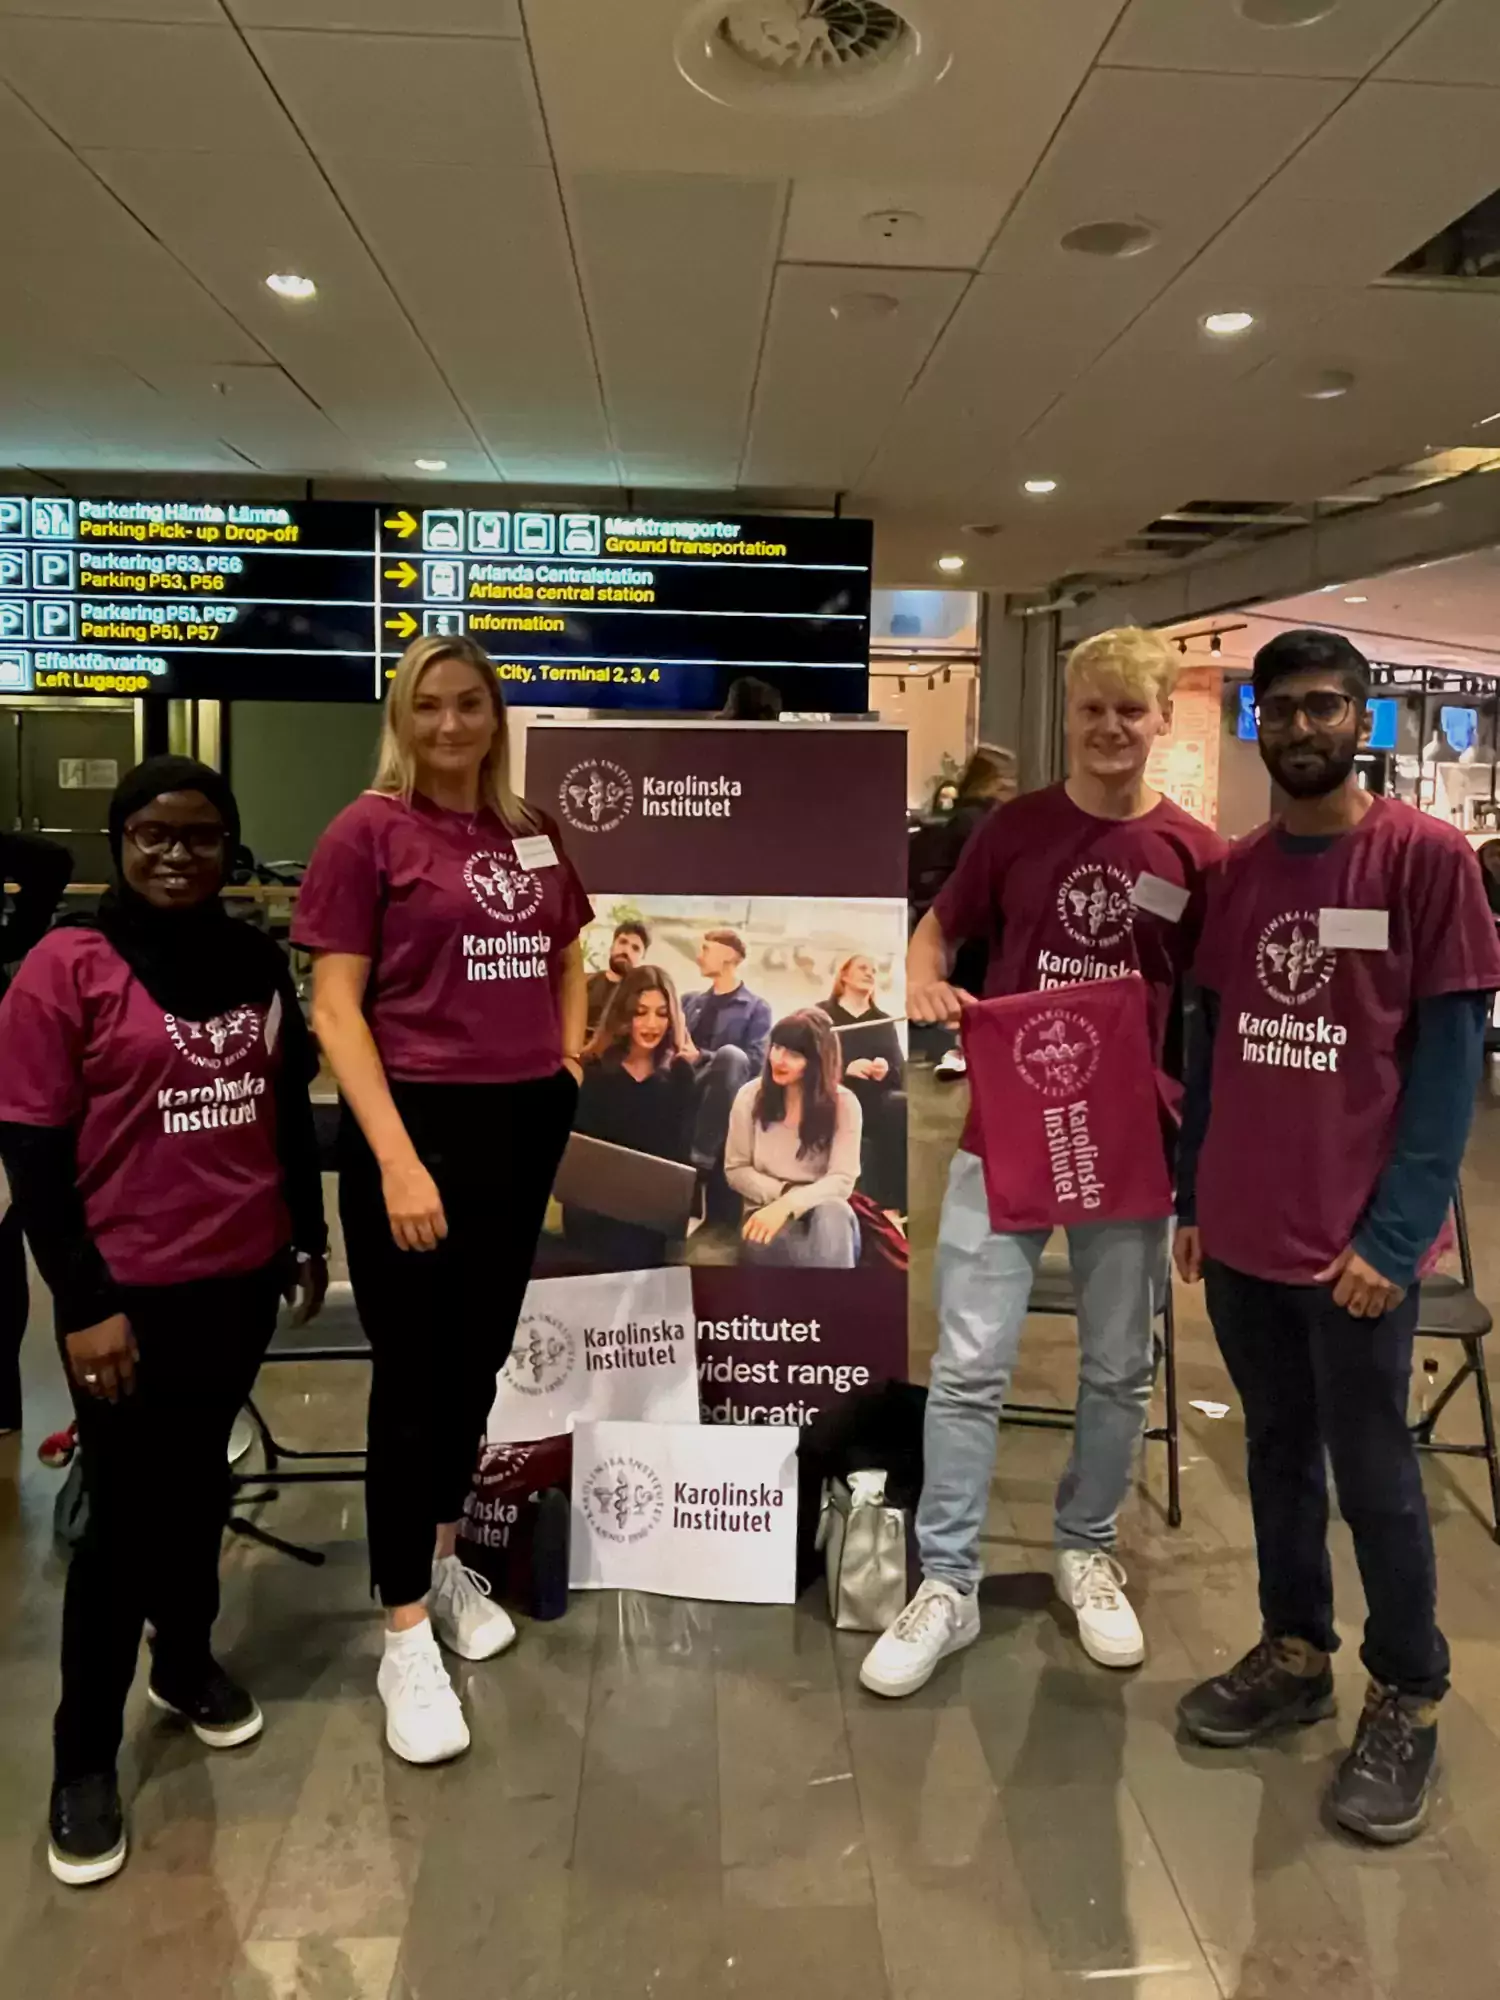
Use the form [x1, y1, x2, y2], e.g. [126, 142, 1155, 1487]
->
[917, 1151, 1166, 1591]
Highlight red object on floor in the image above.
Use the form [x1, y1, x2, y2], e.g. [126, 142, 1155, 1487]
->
[38, 1423, 77, 1470]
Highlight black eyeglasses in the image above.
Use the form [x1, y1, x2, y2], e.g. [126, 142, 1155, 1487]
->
[1256, 690, 1357, 733]
[124, 820, 227, 859]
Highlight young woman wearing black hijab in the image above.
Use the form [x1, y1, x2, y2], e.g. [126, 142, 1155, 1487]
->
[0, 757, 328, 1888]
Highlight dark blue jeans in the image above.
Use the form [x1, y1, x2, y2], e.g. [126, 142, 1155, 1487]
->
[1204, 1257, 1448, 1701]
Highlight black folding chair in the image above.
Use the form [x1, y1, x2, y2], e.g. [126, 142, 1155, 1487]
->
[228, 1279, 370, 1568]
[1000, 1250, 1182, 1529]
[1411, 1183, 1500, 1542]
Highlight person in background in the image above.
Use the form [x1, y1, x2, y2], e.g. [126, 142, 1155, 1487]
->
[0, 758, 326, 1888]
[585, 918, 650, 1034]
[565, 964, 697, 1268]
[726, 1007, 862, 1269]
[295, 636, 591, 1770]
[908, 744, 1019, 1079]
[0, 829, 73, 1437]
[1174, 629, 1500, 1846]
[822, 953, 906, 1215]
[862, 629, 1223, 1701]
[720, 676, 783, 721]
[931, 780, 959, 815]
[683, 928, 773, 1209]
[1475, 837, 1500, 919]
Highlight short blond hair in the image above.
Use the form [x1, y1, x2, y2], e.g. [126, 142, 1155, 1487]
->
[372, 634, 534, 833]
[1065, 627, 1178, 709]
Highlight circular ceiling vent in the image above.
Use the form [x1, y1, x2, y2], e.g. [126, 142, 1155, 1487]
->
[676, 0, 948, 115]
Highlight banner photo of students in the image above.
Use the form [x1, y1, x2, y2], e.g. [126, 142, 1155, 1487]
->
[485, 1266, 700, 1443]
[523, 719, 910, 1427]
[569, 1418, 798, 1603]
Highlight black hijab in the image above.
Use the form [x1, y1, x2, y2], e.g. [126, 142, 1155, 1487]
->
[62, 755, 286, 1021]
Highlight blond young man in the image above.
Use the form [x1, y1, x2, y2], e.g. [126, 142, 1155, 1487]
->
[862, 630, 1225, 1697]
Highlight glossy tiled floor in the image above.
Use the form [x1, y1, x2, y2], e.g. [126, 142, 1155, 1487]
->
[5, 1072, 1500, 1998]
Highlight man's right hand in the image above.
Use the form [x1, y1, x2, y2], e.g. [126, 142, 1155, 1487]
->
[382, 1156, 449, 1252]
[1173, 1225, 1203, 1286]
[66, 1314, 138, 1402]
[908, 979, 975, 1027]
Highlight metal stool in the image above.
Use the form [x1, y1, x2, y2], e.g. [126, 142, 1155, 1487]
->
[999, 1250, 1182, 1529]
[228, 1279, 370, 1567]
[1412, 1184, 1500, 1542]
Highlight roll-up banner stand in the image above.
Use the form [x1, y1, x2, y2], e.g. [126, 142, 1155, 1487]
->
[520, 719, 910, 1432]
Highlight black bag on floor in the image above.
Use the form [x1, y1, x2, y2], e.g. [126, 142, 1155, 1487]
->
[796, 1381, 927, 1595]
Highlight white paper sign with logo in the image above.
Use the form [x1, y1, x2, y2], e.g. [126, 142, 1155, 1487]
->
[570, 1418, 798, 1603]
[486, 1266, 700, 1444]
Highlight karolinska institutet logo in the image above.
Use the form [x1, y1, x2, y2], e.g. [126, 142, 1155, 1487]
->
[1014, 1010, 1101, 1100]
[464, 851, 543, 925]
[163, 1005, 261, 1073]
[1256, 911, 1336, 1008]
[560, 759, 634, 833]
[583, 1457, 666, 1544]
[503, 1311, 573, 1397]
[1056, 864, 1134, 949]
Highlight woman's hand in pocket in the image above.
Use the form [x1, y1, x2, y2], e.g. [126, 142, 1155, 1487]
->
[382, 1156, 448, 1252]
[65, 1314, 138, 1403]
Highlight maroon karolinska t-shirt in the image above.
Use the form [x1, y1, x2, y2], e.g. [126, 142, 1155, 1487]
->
[293, 791, 594, 1085]
[933, 784, 1226, 1155]
[1194, 798, 1500, 1284]
[0, 929, 290, 1286]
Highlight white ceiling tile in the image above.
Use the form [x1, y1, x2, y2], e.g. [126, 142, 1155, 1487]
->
[0, 19, 298, 150]
[568, 172, 784, 488]
[0, 137, 146, 251]
[782, 181, 1009, 271]
[1378, 0, 1500, 84]
[327, 158, 615, 484]
[1103, 0, 1441, 78]
[227, 0, 521, 32]
[11, 238, 267, 366]
[529, 0, 1126, 179]
[248, 28, 546, 165]
[135, 362, 358, 473]
[742, 265, 967, 492]
[0, 1, 221, 16]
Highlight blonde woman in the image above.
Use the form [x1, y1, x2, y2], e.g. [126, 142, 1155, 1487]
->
[294, 636, 591, 1765]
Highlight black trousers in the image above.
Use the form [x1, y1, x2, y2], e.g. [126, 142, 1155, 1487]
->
[54, 1260, 284, 1783]
[340, 1074, 577, 1609]
[0, 1205, 27, 1431]
[1204, 1257, 1448, 1700]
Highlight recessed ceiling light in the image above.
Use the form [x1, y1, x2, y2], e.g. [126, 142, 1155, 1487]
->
[1203, 310, 1256, 336]
[1023, 478, 1058, 496]
[1303, 368, 1355, 401]
[265, 271, 317, 301]
[829, 291, 900, 322]
[1344, 595, 1368, 604]
[1237, 0, 1341, 24]
[936, 554, 965, 573]
[1060, 219, 1158, 260]
[414, 458, 448, 472]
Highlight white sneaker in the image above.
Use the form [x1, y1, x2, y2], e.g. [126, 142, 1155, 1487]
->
[429, 1555, 517, 1662]
[859, 1579, 981, 1698]
[1055, 1550, 1145, 1668]
[377, 1625, 471, 1765]
[934, 1048, 968, 1081]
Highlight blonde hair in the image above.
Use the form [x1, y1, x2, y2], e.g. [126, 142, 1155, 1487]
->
[1065, 627, 1179, 709]
[828, 953, 876, 1004]
[372, 635, 535, 832]
[956, 742, 1018, 804]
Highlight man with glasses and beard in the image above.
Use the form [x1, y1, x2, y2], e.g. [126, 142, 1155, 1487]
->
[1174, 628, 1500, 1845]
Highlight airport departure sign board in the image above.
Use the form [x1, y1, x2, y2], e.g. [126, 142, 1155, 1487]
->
[0, 497, 871, 711]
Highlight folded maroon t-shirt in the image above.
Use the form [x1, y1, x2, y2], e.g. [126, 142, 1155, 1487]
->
[0, 929, 290, 1286]
[961, 976, 1173, 1234]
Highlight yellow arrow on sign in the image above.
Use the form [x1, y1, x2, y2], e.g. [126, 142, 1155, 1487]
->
[384, 510, 418, 539]
[384, 610, 418, 640]
[383, 560, 417, 588]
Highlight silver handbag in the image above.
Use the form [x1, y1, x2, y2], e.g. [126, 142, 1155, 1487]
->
[818, 1469, 908, 1632]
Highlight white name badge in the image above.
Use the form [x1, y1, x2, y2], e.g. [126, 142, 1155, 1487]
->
[512, 834, 558, 870]
[1131, 871, 1189, 923]
[1318, 907, 1389, 952]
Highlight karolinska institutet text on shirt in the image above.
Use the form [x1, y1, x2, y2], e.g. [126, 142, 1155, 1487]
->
[462, 930, 553, 981]
[158, 1073, 266, 1133]
[1238, 1010, 1348, 1071]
